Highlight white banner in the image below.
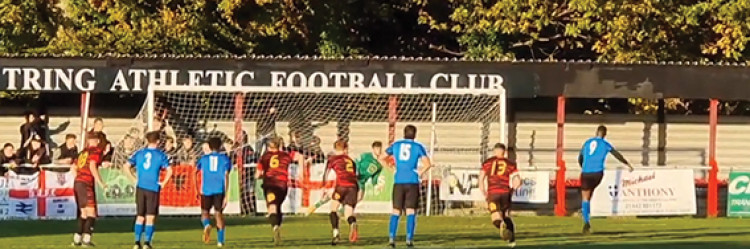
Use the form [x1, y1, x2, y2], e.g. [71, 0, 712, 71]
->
[440, 168, 550, 203]
[45, 171, 75, 189]
[440, 168, 484, 201]
[8, 172, 39, 190]
[0, 178, 8, 219]
[591, 169, 697, 217]
[512, 172, 550, 204]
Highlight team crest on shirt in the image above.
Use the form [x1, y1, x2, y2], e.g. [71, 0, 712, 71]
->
[367, 164, 377, 174]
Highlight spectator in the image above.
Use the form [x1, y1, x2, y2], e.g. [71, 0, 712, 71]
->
[90, 118, 113, 166]
[56, 134, 78, 165]
[20, 111, 43, 147]
[200, 142, 211, 156]
[37, 110, 70, 150]
[175, 136, 199, 166]
[165, 136, 178, 156]
[308, 135, 325, 163]
[287, 130, 303, 153]
[222, 139, 234, 154]
[152, 117, 177, 148]
[0, 143, 18, 176]
[36, 112, 49, 145]
[18, 135, 51, 173]
[117, 134, 138, 156]
[233, 130, 256, 164]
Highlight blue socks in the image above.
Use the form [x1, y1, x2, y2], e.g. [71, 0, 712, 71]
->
[582, 200, 591, 224]
[389, 214, 417, 241]
[145, 225, 155, 243]
[218, 229, 225, 244]
[201, 218, 211, 228]
[134, 223, 144, 242]
[388, 214, 399, 239]
[406, 214, 416, 241]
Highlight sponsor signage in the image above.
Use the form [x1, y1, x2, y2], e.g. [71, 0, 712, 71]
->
[591, 169, 697, 216]
[727, 171, 750, 217]
[439, 168, 549, 203]
[0, 65, 508, 93]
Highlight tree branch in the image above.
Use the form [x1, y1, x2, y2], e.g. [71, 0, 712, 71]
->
[429, 44, 464, 56]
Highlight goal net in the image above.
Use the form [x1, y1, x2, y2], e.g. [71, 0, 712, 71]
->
[110, 86, 505, 216]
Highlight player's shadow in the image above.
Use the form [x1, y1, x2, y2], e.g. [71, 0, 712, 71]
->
[0, 216, 266, 238]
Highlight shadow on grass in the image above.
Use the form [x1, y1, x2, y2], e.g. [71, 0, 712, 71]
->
[0, 216, 267, 238]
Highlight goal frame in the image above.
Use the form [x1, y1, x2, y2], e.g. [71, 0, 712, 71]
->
[145, 84, 507, 216]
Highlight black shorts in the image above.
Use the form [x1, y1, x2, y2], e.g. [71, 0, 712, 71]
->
[201, 194, 226, 213]
[136, 188, 160, 216]
[487, 193, 512, 213]
[262, 185, 288, 207]
[580, 172, 604, 191]
[392, 184, 420, 210]
[74, 182, 96, 208]
[332, 186, 359, 207]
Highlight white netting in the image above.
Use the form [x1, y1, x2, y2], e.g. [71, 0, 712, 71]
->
[111, 91, 503, 215]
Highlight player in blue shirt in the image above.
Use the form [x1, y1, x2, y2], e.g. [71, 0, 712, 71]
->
[195, 137, 232, 248]
[124, 131, 173, 249]
[383, 125, 432, 248]
[578, 125, 632, 235]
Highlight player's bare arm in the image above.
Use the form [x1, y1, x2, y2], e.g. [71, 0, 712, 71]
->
[69, 162, 77, 176]
[123, 162, 137, 182]
[417, 156, 432, 177]
[194, 168, 202, 196]
[255, 164, 264, 180]
[90, 160, 107, 189]
[609, 148, 633, 171]
[321, 162, 332, 197]
[294, 153, 307, 168]
[377, 153, 395, 170]
[479, 170, 488, 197]
[160, 166, 173, 187]
[511, 174, 522, 191]
[223, 169, 230, 209]
[578, 152, 584, 167]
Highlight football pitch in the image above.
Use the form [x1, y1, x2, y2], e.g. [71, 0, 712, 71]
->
[1, 216, 749, 249]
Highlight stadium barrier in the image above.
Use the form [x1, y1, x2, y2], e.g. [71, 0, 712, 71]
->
[0, 164, 241, 220]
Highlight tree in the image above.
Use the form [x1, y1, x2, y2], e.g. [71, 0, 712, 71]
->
[0, 0, 60, 53]
[413, 0, 750, 62]
[45, 0, 254, 54]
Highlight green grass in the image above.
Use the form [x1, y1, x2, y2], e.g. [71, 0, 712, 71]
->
[2, 216, 750, 248]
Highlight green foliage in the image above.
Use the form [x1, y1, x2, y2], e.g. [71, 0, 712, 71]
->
[4, 0, 750, 114]
[414, 0, 750, 62]
[45, 0, 254, 55]
[0, 0, 59, 53]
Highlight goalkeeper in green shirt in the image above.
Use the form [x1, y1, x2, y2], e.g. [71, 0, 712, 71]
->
[307, 141, 386, 215]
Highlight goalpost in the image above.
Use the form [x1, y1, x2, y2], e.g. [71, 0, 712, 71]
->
[112, 83, 506, 216]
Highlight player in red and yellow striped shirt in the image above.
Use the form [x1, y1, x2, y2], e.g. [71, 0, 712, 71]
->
[479, 143, 521, 248]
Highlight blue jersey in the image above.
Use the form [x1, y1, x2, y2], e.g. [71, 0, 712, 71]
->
[197, 152, 232, 196]
[386, 139, 428, 184]
[129, 148, 170, 192]
[581, 137, 613, 173]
